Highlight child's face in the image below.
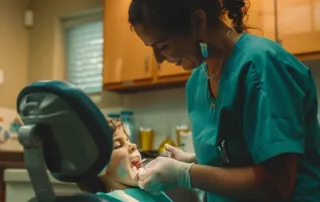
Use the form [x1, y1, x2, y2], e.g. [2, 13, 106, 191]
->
[101, 117, 142, 187]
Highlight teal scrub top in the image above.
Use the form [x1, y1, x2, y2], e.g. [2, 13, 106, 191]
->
[96, 188, 173, 202]
[187, 33, 320, 202]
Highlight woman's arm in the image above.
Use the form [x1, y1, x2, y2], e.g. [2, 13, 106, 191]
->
[190, 154, 298, 201]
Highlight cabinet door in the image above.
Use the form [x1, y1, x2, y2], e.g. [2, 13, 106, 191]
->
[278, 0, 320, 54]
[103, 0, 153, 85]
[157, 61, 189, 78]
[246, 0, 276, 41]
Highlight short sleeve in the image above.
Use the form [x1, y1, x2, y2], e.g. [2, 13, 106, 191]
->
[243, 52, 309, 164]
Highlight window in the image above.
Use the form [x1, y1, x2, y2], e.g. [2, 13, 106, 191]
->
[63, 10, 103, 94]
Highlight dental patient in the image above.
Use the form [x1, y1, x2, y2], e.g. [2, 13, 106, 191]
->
[96, 117, 172, 202]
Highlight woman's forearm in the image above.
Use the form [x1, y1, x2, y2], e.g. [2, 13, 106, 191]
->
[189, 165, 281, 201]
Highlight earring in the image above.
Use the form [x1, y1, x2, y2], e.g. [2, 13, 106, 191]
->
[200, 42, 209, 58]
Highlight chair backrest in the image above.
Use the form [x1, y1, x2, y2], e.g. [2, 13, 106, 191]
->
[17, 80, 114, 202]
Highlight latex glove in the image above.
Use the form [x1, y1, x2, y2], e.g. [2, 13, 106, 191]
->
[138, 156, 193, 192]
[165, 144, 197, 163]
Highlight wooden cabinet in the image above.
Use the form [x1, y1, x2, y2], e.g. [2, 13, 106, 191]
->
[246, 0, 276, 41]
[157, 62, 189, 78]
[103, 0, 153, 85]
[103, 0, 320, 91]
[103, 0, 189, 91]
[278, 0, 320, 55]
[154, 60, 190, 86]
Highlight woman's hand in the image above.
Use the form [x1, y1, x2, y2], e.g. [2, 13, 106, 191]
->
[137, 157, 193, 192]
[165, 144, 197, 163]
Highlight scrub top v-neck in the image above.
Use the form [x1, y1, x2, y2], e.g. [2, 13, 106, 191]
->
[186, 33, 320, 202]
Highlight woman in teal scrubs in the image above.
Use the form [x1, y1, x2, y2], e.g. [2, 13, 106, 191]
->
[128, 0, 320, 201]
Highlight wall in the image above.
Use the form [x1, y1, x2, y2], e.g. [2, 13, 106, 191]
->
[0, 0, 118, 109]
[121, 87, 189, 148]
[0, 0, 31, 108]
[28, 0, 103, 82]
[28, 0, 122, 108]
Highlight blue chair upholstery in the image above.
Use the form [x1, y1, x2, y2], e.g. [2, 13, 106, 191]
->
[16, 80, 113, 202]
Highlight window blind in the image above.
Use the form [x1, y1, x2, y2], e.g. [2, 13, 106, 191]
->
[65, 18, 103, 94]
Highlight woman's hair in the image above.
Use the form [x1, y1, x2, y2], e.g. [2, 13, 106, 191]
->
[128, 0, 249, 34]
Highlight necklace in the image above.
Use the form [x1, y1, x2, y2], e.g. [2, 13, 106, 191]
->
[205, 28, 232, 82]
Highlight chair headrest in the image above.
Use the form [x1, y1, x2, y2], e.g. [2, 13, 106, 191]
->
[16, 80, 113, 182]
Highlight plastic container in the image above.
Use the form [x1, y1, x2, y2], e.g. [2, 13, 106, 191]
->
[0, 116, 3, 134]
[120, 110, 136, 143]
[158, 136, 176, 156]
[107, 113, 121, 119]
[139, 127, 154, 151]
[180, 130, 194, 153]
[176, 125, 190, 147]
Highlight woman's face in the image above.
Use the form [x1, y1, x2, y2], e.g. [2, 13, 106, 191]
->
[134, 24, 203, 71]
[101, 118, 142, 187]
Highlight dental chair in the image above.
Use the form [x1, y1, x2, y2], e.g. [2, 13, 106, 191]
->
[16, 81, 114, 202]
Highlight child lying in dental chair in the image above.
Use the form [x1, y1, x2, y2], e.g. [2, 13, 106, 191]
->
[95, 117, 173, 202]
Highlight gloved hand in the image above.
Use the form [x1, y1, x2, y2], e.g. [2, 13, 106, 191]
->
[165, 144, 197, 163]
[137, 156, 194, 192]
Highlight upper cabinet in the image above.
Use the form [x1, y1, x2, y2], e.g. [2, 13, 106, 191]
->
[103, 0, 153, 85]
[157, 62, 189, 78]
[103, 0, 320, 91]
[247, 0, 276, 41]
[103, 0, 189, 91]
[278, 0, 320, 55]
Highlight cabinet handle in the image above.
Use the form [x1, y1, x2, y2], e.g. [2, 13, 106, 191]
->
[274, 0, 282, 45]
[145, 55, 150, 72]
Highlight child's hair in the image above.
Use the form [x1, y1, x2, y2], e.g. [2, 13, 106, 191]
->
[107, 118, 129, 137]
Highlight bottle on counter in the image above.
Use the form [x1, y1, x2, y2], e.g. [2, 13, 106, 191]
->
[158, 127, 176, 156]
[180, 130, 194, 153]
[0, 117, 3, 142]
[0, 116, 3, 133]
[9, 117, 23, 134]
[139, 127, 154, 151]
[120, 110, 136, 143]
[176, 125, 190, 147]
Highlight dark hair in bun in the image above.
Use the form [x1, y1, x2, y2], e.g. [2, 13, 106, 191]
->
[129, 0, 249, 33]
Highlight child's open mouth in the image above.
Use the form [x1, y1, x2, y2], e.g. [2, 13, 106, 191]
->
[131, 158, 142, 169]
